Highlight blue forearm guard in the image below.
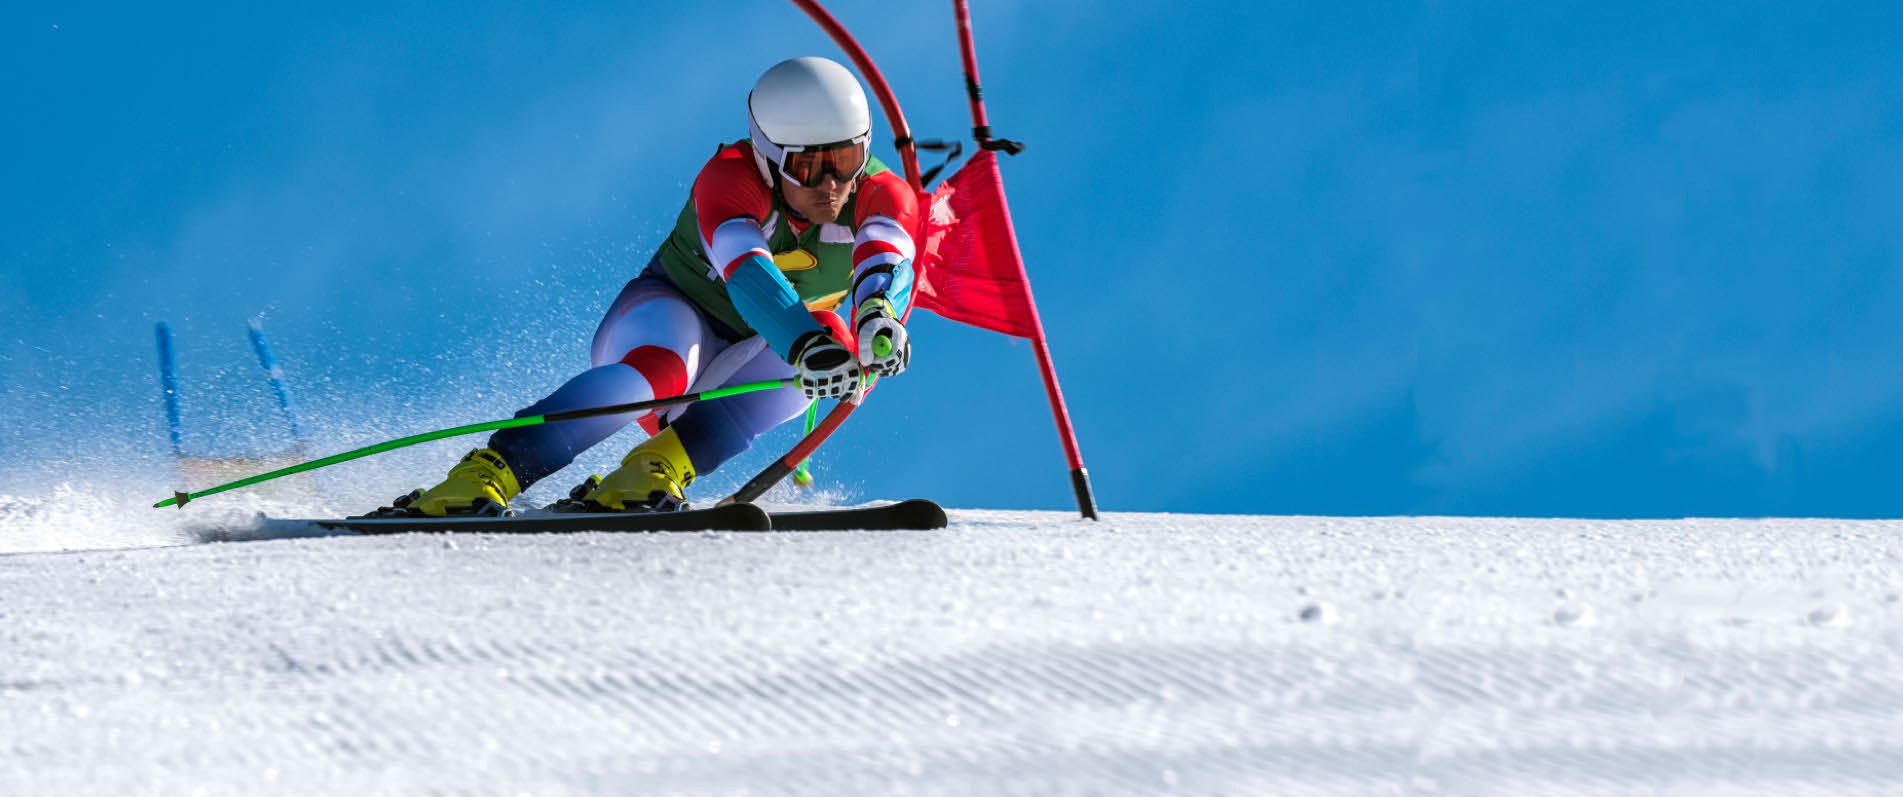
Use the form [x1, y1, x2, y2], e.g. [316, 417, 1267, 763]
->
[726, 253, 823, 360]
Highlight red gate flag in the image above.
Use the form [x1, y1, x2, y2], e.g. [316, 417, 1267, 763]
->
[913, 149, 1037, 339]
[907, 0, 1098, 519]
[909, 143, 1099, 519]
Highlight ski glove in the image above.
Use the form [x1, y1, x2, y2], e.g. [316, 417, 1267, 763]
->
[853, 296, 910, 378]
[788, 330, 860, 400]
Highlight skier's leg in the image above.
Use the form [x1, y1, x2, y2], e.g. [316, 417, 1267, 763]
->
[484, 357, 674, 489]
[489, 271, 720, 490]
[579, 341, 809, 510]
[667, 344, 812, 479]
[399, 269, 723, 515]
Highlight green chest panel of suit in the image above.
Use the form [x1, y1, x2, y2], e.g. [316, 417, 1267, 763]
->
[763, 219, 855, 313]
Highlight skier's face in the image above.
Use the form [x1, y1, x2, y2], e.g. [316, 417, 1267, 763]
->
[782, 172, 854, 224]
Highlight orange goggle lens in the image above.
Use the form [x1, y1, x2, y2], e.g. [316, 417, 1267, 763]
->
[779, 141, 868, 187]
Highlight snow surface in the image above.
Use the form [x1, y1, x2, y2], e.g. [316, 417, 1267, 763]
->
[3, 495, 1903, 796]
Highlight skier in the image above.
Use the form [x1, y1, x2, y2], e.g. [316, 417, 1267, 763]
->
[383, 56, 916, 517]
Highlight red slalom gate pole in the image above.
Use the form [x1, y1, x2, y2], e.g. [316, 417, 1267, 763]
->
[952, 0, 1098, 519]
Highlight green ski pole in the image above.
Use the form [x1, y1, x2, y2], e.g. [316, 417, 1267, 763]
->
[155, 377, 796, 508]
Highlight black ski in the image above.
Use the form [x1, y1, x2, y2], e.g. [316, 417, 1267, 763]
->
[303, 502, 772, 534]
[285, 499, 944, 535]
[767, 499, 947, 531]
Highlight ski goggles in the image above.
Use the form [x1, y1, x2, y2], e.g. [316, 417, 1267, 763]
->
[763, 134, 870, 188]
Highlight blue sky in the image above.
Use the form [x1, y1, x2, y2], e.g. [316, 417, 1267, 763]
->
[3, 1, 1901, 517]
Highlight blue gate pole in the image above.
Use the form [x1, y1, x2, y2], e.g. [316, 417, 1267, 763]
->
[155, 323, 185, 460]
[247, 317, 308, 449]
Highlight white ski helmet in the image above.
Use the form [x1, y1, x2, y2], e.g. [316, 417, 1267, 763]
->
[748, 56, 872, 187]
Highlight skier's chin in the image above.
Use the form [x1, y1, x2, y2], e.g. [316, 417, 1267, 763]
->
[783, 182, 851, 224]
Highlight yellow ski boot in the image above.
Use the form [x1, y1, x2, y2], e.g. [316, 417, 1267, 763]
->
[389, 448, 522, 517]
[568, 427, 696, 512]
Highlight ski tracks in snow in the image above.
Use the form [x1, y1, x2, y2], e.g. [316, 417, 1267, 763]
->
[2, 512, 1902, 794]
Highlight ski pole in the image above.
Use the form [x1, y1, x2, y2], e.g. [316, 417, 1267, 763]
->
[154, 377, 797, 509]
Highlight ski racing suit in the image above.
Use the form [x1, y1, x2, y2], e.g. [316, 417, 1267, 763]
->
[484, 140, 918, 492]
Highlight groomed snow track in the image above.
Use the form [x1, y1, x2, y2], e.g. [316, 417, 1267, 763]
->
[3, 510, 1902, 795]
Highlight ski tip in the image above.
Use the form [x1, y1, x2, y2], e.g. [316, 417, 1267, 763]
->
[902, 499, 949, 529]
[725, 501, 774, 531]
